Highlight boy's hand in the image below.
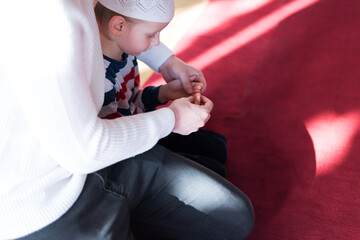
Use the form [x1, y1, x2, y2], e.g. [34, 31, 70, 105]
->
[158, 79, 203, 103]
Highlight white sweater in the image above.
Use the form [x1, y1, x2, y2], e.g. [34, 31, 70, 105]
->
[0, 0, 174, 238]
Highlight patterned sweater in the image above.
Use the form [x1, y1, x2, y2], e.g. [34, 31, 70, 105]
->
[99, 54, 164, 119]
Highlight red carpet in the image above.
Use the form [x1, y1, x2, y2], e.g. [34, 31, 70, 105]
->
[145, 0, 360, 239]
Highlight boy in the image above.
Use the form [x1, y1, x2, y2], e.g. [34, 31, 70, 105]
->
[0, 0, 254, 239]
[95, 0, 228, 177]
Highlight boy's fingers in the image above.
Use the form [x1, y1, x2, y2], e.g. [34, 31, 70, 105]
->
[193, 92, 201, 105]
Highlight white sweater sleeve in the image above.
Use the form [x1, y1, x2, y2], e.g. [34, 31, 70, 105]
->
[6, 0, 175, 174]
[137, 42, 174, 72]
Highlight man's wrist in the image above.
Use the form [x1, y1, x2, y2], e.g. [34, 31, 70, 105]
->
[158, 54, 175, 74]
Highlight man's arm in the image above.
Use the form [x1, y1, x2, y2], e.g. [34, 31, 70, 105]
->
[138, 44, 207, 94]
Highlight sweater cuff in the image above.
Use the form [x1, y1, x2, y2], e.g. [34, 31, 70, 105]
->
[137, 42, 174, 73]
[156, 108, 175, 139]
[142, 86, 167, 111]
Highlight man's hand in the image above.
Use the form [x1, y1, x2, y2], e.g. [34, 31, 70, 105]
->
[159, 55, 207, 95]
[168, 96, 213, 135]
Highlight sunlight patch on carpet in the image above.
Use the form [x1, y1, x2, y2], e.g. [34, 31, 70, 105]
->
[143, 0, 320, 88]
[304, 111, 360, 176]
[188, 0, 320, 70]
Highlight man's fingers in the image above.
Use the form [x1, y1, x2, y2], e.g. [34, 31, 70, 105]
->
[200, 95, 213, 111]
[196, 73, 207, 93]
[191, 82, 203, 92]
[193, 92, 201, 105]
[179, 73, 194, 94]
[189, 74, 198, 81]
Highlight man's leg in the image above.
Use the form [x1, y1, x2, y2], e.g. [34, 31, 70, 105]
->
[16, 172, 135, 240]
[18, 145, 253, 240]
[107, 145, 254, 240]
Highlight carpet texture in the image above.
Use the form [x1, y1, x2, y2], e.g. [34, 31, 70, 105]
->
[145, 0, 360, 239]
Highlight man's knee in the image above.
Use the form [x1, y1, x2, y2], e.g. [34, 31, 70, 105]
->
[228, 192, 255, 240]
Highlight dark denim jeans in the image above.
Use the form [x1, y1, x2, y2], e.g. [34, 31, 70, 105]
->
[18, 145, 254, 240]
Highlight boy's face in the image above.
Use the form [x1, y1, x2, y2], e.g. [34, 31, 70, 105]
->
[117, 20, 169, 56]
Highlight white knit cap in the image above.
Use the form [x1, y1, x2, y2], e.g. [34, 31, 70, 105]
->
[99, 0, 175, 23]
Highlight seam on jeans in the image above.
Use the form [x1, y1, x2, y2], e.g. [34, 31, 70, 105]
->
[135, 218, 227, 240]
[93, 172, 128, 200]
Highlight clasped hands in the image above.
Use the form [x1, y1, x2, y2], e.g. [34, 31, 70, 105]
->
[158, 76, 203, 105]
[159, 55, 213, 135]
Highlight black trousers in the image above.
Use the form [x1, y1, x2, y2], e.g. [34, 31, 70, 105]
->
[18, 145, 254, 240]
[158, 129, 228, 177]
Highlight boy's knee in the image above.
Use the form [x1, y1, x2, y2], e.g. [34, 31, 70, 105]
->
[206, 130, 228, 163]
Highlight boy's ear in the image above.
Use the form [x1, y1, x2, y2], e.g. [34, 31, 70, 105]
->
[108, 16, 126, 36]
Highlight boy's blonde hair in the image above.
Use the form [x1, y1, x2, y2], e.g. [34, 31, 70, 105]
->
[94, 2, 140, 36]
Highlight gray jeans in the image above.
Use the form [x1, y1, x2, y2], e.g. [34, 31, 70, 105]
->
[18, 145, 254, 240]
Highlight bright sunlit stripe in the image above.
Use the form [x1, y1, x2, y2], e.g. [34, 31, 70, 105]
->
[175, 0, 272, 54]
[305, 111, 360, 176]
[188, 0, 319, 70]
[144, 0, 320, 87]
